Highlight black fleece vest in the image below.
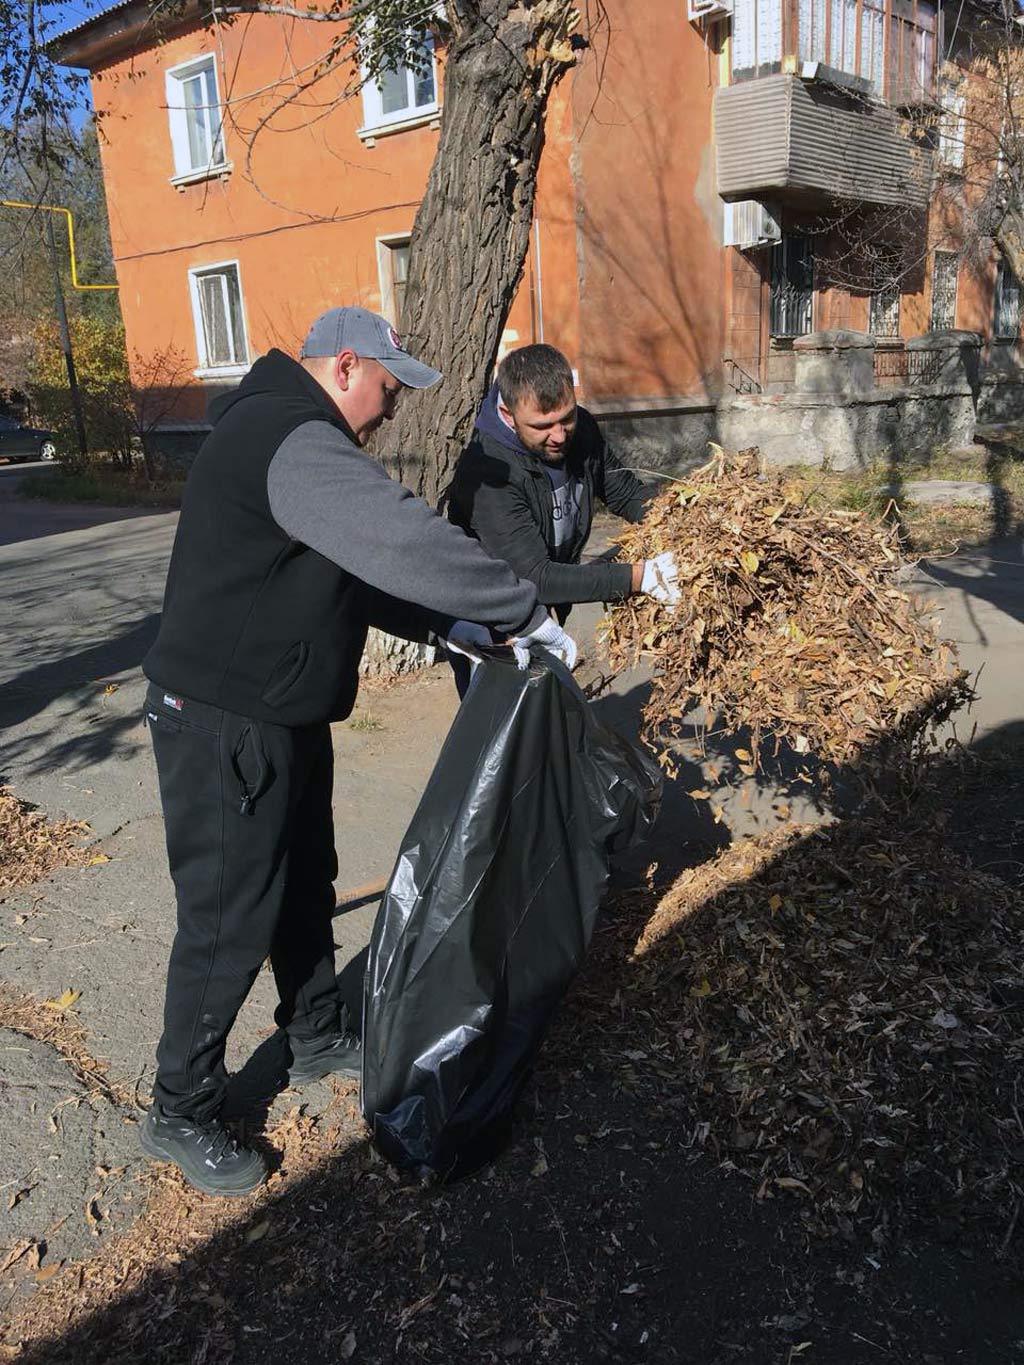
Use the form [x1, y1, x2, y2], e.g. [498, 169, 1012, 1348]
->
[144, 351, 370, 726]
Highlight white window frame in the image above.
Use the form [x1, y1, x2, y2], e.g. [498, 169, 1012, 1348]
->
[938, 77, 966, 170]
[359, 32, 439, 137]
[187, 260, 251, 378]
[376, 233, 412, 327]
[166, 54, 229, 185]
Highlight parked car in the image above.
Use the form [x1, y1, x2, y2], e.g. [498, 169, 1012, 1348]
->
[0, 416, 57, 463]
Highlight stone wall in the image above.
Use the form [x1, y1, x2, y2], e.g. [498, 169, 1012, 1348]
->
[591, 402, 719, 474]
[147, 424, 211, 468]
[600, 331, 1024, 476]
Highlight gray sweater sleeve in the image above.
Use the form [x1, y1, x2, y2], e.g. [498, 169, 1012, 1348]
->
[266, 420, 541, 636]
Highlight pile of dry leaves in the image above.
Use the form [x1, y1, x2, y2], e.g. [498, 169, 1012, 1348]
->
[0, 789, 89, 897]
[606, 448, 972, 773]
[623, 812, 1024, 1229]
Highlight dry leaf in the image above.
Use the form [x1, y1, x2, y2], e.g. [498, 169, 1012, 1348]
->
[0, 1240, 34, 1275]
[774, 1177, 812, 1196]
[605, 452, 970, 775]
[41, 988, 80, 1013]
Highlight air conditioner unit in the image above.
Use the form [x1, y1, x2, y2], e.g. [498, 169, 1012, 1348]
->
[722, 199, 782, 249]
[688, 0, 733, 20]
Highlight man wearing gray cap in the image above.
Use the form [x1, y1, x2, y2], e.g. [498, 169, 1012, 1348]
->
[140, 306, 575, 1197]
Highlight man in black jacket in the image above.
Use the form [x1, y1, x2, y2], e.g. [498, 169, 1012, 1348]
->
[140, 307, 576, 1196]
[447, 345, 680, 670]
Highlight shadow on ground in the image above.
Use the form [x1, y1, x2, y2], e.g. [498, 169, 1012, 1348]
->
[8, 704, 1024, 1364]
[922, 536, 1024, 634]
[0, 614, 159, 780]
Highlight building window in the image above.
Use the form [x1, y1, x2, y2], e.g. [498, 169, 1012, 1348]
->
[887, 0, 938, 105]
[930, 250, 959, 330]
[732, 0, 783, 79]
[188, 262, 248, 372]
[731, 0, 934, 96]
[796, 0, 858, 75]
[994, 259, 1021, 339]
[166, 55, 226, 180]
[770, 235, 814, 338]
[377, 237, 411, 328]
[361, 34, 438, 130]
[938, 77, 966, 170]
[869, 258, 901, 338]
[860, 0, 887, 93]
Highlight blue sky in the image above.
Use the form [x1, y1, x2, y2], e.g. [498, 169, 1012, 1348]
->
[44, 0, 103, 40]
[42, 0, 105, 120]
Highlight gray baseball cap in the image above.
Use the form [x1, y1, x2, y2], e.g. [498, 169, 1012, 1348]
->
[300, 306, 442, 389]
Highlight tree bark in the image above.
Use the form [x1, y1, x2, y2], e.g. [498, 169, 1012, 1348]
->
[381, 0, 581, 504]
[996, 214, 1024, 286]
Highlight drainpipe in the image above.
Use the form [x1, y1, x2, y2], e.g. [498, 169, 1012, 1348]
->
[534, 218, 545, 344]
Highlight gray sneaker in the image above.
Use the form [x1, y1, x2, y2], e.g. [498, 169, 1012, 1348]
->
[140, 1105, 267, 1196]
[287, 1030, 362, 1086]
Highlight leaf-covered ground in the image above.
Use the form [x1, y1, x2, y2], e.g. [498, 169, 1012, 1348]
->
[3, 729, 1024, 1364]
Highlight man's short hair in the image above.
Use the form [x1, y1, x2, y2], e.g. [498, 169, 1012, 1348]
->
[497, 345, 574, 414]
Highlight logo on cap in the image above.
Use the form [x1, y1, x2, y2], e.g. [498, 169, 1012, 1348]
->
[387, 327, 407, 353]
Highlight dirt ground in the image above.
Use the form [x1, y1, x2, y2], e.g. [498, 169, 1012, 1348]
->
[3, 727, 1023, 1365]
[2, 487, 1024, 1361]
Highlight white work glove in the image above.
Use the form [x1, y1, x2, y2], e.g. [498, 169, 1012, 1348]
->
[512, 614, 578, 671]
[442, 620, 493, 662]
[641, 550, 681, 606]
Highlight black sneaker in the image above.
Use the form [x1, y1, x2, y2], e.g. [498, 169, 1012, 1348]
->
[139, 1105, 267, 1197]
[287, 1030, 362, 1086]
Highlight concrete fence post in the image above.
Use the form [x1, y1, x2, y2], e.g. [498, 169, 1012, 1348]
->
[792, 329, 876, 396]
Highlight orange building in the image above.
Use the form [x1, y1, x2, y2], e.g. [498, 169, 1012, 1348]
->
[52, 0, 1023, 468]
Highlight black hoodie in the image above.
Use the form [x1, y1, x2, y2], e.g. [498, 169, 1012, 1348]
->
[144, 350, 540, 725]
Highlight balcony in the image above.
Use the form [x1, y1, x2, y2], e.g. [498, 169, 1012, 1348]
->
[715, 73, 932, 208]
[714, 0, 935, 209]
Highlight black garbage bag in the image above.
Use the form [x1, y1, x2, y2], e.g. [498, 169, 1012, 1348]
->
[361, 653, 662, 1178]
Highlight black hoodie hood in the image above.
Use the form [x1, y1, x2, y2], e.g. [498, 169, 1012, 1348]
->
[474, 382, 534, 459]
[208, 348, 358, 445]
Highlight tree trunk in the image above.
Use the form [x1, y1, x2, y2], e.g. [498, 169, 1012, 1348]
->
[382, 0, 581, 504]
[363, 0, 580, 677]
[996, 212, 1024, 286]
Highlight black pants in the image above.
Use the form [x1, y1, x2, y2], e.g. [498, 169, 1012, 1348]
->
[145, 683, 340, 1119]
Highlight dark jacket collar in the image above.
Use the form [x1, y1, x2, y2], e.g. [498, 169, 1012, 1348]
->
[208, 348, 359, 444]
